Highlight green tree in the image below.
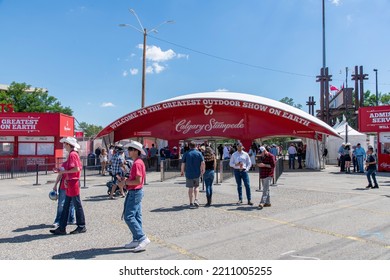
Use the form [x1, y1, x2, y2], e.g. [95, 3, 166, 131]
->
[363, 90, 390, 106]
[0, 82, 73, 115]
[279, 97, 303, 109]
[77, 122, 103, 138]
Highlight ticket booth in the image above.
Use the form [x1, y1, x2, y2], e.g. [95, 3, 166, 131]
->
[359, 105, 390, 172]
[0, 111, 75, 168]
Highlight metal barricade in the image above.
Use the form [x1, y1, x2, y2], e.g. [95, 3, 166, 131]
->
[215, 159, 234, 184]
[160, 158, 182, 182]
[0, 157, 56, 180]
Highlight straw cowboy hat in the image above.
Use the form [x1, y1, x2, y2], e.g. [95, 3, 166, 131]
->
[126, 140, 146, 156]
[60, 137, 80, 149]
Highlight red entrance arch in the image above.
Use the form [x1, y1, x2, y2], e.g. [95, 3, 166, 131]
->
[96, 92, 339, 148]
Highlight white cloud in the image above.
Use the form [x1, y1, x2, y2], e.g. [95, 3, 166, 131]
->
[137, 44, 176, 62]
[101, 102, 115, 108]
[131, 44, 188, 75]
[130, 68, 138, 75]
[177, 53, 189, 59]
[146, 66, 154, 74]
[122, 70, 129, 77]
[153, 63, 165, 74]
[136, 44, 190, 62]
[216, 88, 229, 92]
[68, 6, 86, 13]
[330, 0, 341, 6]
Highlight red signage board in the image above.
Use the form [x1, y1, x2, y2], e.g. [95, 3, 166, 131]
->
[0, 112, 74, 137]
[99, 96, 334, 146]
[358, 106, 390, 172]
[0, 103, 14, 113]
[359, 105, 390, 133]
[75, 131, 84, 138]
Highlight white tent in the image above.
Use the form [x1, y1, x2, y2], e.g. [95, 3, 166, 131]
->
[326, 120, 367, 164]
[305, 138, 321, 169]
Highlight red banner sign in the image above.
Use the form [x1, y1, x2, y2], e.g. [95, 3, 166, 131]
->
[0, 113, 74, 137]
[0, 103, 14, 113]
[359, 105, 390, 132]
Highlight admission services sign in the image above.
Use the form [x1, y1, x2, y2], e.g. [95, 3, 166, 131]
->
[359, 105, 390, 132]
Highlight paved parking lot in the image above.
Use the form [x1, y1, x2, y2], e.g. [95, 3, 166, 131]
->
[1, 165, 390, 260]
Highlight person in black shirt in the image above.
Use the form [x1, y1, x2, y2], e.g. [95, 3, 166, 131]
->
[203, 147, 216, 206]
[365, 147, 379, 189]
[217, 144, 223, 160]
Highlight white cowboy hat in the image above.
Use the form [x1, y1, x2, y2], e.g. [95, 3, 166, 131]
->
[126, 140, 146, 156]
[60, 137, 80, 149]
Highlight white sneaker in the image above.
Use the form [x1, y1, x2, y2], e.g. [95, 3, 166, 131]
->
[133, 237, 150, 252]
[194, 199, 200, 207]
[124, 240, 139, 249]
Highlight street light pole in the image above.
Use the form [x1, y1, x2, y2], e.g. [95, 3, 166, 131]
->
[142, 28, 147, 108]
[120, 9, 173, 108]
[373, 69, 379, 106]
[322, 0, 326, 70]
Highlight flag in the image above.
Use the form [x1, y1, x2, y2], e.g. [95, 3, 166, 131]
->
[330, 85, 339, 91]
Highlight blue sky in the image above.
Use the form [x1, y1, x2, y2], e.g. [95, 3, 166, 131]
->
[1, 0, 389, 128]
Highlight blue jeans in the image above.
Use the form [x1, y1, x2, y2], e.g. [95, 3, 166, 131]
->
[233, 169, 251, 201]
[124, 189, 146, 242]
[260, 177, 272, 204]
[203, 170, 215, 198]
[297, 155, 302, 168]
[357, 156, 365, 172]
[54, 188, 75, 224]
[366, 169, 378, 186]
[289, 154, 295, 169]
[59, 195, 85, 230]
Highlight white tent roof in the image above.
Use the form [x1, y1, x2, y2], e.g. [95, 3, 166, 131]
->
[335, 121, 366, 136]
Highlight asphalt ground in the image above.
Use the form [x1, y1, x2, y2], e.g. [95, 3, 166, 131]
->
[1, 165, 390, 260]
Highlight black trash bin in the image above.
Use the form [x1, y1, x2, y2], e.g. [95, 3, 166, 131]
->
[87, 153, 96, 166]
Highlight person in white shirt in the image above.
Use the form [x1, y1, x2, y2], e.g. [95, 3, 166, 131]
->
[229, 142, 253, 205]
[223, 144, 230, 160]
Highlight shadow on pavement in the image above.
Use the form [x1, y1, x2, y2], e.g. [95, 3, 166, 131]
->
[13, 223, 52, 232]
[150, 205, 189, 212]
[0, 233, 58, 244]
[83, 195, 114, 202]
[353, 188, 371, 191]
[227, 206, 259, 212]
[52, 246, 136, 259]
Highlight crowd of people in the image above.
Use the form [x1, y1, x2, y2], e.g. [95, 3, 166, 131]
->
[178, 141, 279, 209]
[48, 137, 380, 254]
[337, 142, 379, 189]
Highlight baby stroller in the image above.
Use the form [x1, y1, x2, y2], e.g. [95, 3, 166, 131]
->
[106, 159, 132, 196]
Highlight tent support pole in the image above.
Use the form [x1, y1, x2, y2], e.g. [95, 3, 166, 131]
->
[315, 132, 321, 170]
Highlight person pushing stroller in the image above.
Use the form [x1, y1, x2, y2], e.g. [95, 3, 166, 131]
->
[108, 146, 127, 199]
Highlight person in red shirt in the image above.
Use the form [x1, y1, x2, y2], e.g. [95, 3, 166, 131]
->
[50, 137, 86, 235]
[118, 140, 150, 252]
[257, 146, 275, 209]
[51, 162, 75, 227]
